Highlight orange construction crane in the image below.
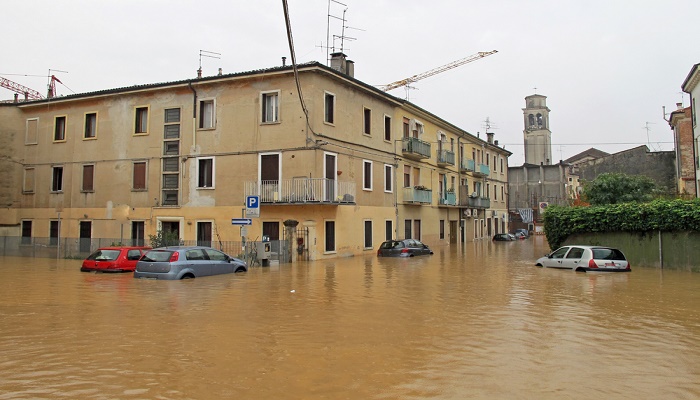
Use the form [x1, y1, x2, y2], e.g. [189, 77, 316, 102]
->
[0, 76, 43, 100]
[379, 50, 498, 92]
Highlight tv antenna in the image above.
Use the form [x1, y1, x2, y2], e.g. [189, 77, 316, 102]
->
[325, 0, 363, 64]
[482, 116, 498, 133]
[198, 50, 221, 77]
[643, 122, 659, 151]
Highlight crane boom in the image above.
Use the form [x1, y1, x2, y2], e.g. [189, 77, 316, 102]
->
[380, 50, 498, 92]
[0, 76, 44, 100]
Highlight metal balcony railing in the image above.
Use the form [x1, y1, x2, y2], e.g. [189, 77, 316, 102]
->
[438, 192, 457, 206]
[473, 163, 490, 177]
[401, 137, 431, 159]
[437, 150, 455, 166]
[460, 158, 475, 173]
[244, 178, 356, 204]
[403, 187, 432, 204]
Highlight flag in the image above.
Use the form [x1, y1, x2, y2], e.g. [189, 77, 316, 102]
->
[518, 208, 533, 223]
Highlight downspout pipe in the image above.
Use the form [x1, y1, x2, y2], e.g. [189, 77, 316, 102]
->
[188, 81, 198, 149]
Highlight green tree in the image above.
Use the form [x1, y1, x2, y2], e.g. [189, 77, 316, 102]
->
[581, 172, 656, 206]
[148, 230, 181, 248]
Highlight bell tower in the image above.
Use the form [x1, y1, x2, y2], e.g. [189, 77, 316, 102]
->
[523, 94, 552, 165]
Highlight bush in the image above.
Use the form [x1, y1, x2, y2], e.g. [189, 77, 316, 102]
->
[149, 230, 181, 248]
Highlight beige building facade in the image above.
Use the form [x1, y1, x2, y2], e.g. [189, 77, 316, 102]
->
[0, 60, 510, 260]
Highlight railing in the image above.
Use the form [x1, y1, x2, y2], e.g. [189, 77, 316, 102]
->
[403, 187, 432, 204]
[474, 163, 490, 177]
[460, 159, 475, 173]
[401, 137, 431, 159]
[458, 185, 490, 208]
[437, 150, 455, 166]
[244, 178, 356, 204]
[439, 192, 457, 206]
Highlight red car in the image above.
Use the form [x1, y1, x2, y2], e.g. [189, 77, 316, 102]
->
[81, 246, 151, 273]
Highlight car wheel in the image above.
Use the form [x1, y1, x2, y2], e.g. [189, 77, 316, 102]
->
[235, 267, 246, 273]
[181, 273, 195, 279]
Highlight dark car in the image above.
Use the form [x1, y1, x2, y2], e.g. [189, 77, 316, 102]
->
[81, 246, 151, 273]
[134, 246, 247, 280]
[492, 233, 513, 241]
[377, 239, 433, 257]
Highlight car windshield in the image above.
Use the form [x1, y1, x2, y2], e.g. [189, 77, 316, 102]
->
[141, 250, 174, 262]
[86, 249, 121, 261]
[592, 248, 626, 261]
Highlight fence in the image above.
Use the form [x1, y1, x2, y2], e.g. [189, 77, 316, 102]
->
[0, 236, 291, 265]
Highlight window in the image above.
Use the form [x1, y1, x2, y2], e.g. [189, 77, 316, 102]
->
[384, 164, 393, 193]
[363, 160, 373, 190]
[324, 92, 335, 124]
[199, 99, 215, 129]
[23, 168, 35, 193]
[84, 112, 97, 139]
[133, 161, 147, 190]
[404, 219, 412, 239]
[363, 107, 371, 135]
[131, 221, 145, 246]
[21, 221, 32, 245]
[439, 220, 445, 240]
[49, 220, 60, 246]
[403, 165, 411, 188]
[54, 116, 66, 141]
[261, 92, 279, 123]
[500, 157, 504, 173]
[385, 220, 393, 241]
[384, 115, 391, 141]
[51, 166, 63, 192]
[165, 108, 180, 123]
[197, 157, 214, 188]
[325, 220, 336, 252]
[197, 222, 212, 247]
[26, 118, 38, 144]
[403, 117, 410, 138]
[82, 164, 94, 192]
[164, 141, 179, 156]
[135, 106, 149, 134]
[414, 220, 422, 241]
[363, 220, 373, 249]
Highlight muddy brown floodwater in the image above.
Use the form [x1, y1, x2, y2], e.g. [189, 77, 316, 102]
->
[0, 236, 699, 399]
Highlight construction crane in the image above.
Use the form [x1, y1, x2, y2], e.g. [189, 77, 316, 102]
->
[0, 74, 62, 100]
[379, 50, 498, 92]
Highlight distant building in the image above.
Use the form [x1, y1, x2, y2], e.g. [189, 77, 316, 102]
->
[563, 148, 610, 197]
[522, 94, 552, 166]
[681, 62, 700, 197]
[667, 103, 696, 197]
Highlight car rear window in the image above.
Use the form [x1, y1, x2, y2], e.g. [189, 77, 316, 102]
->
[141, 250, 174, 262]
[380, 241, 399, 249]
[87, 250, 121, 261]
[592, 248, 626, 261]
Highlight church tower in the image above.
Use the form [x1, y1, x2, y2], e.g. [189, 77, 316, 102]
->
[522, 94, 552, 165]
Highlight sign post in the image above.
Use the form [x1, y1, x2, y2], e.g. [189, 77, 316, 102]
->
[245, 196, 260, 218]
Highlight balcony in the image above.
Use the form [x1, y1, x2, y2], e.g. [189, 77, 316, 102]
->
[473, 163, 490, 178]
[403, 186, 432, 204]
[244, 178, 356, 205]
[401, 137, 431, 160]
[460, 158, 475, 174]
[458, 185, 490, 208]
[438, 191, 457, 206]
[437, 150, 455, 167]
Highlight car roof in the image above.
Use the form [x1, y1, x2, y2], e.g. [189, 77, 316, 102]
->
[150, 246, 217, 251]
[97, 246, 151, 250]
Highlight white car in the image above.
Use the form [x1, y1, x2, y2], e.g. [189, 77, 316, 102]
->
[535, 245, 631, 272]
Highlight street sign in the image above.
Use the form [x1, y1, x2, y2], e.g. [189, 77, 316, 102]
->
[245, 195, 260, 218]
[231, 218, 253, 225]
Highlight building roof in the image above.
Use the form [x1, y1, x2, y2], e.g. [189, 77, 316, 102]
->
[682, 63, 700, 92]
[563, 148, 610, 164]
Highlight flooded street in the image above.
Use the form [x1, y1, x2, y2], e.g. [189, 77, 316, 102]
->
[1, 236, 699, 399]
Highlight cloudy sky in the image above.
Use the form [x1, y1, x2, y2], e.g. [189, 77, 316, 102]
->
[3, 0, 699, 165]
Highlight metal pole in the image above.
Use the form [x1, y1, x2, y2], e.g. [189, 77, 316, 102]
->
[658, 229, 663, 269]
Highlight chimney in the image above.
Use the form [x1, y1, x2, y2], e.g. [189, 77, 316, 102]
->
[677, 102, 684, 110]
[13, 93, 18, 103]
[282, 57, 287, 66]
[218, 68, 223, 76]
[487, 132, 495, 144]
[197, 67, 202, 78]
[330, 52, 354, 78]
[494, 139, 499, 146]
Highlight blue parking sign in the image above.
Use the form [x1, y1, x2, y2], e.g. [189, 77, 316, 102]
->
[247, 196, 259, 209]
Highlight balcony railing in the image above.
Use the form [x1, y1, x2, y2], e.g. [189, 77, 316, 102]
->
[403, 187, 432, 204]
[460, 159, 475, 173]
[244, 179, 356, 204]
[437, 150, 455, 166]
[458, 185, 490, 208]
[473, 163, 490, 177]
[438, 191, 457, 206]
[401, 137, 431, 160]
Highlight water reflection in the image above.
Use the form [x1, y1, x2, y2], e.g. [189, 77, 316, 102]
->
[0, 239, 699, 399]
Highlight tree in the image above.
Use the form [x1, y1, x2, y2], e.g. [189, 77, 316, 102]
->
[149, 230, 181, 248]
[581, 172, 656, 206]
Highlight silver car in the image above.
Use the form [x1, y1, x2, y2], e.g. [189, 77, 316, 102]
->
[134, 246, 247, 280]
[535, 245, 631, 272]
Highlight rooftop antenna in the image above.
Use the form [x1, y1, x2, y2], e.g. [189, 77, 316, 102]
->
[643, 122, 659, 151]
[47, 68, 68, 98]
[325, 1, 363, 63]
[326, 0, 347, 64]
[482, 116, 498, 133]
[198, 50, 221, 78]
[404, 84, 418, 101]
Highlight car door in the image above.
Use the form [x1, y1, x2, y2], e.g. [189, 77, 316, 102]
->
[413, 240, 429, 255]
[204, 248, 232, 275]
[562, 247, 585, 270]
[542, 246, 571, 268]
[186, 249, 212, 276]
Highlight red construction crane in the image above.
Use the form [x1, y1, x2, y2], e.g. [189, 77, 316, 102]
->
[0, 76, 44, 100]
[379, 50, 498, 92]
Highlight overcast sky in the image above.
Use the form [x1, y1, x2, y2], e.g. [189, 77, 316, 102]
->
[3, 0, 700, 165]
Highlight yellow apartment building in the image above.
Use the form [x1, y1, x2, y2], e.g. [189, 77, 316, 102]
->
[0, 55, 510, 260]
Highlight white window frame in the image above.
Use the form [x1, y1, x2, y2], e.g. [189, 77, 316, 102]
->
[324, 91, 335, 125]
[363, 160, 373, 191]
[261, 90, 280, 123]
[25, 118, 39, 145]
[196, 156, 215, 189]
[384, 164, 393, 193]
[199, 99, 216, 129]
[383, 114, 391, 142]
[363, 219, 373, 250]
[324, 219, 336, 254]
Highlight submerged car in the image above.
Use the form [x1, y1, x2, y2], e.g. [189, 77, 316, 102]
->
[81, 246, 151, 273]
[377, 239, 433, 257]
[535, 245, 631, 272]
[134, 246, 247, 280]
[492, 233, 514, 241]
